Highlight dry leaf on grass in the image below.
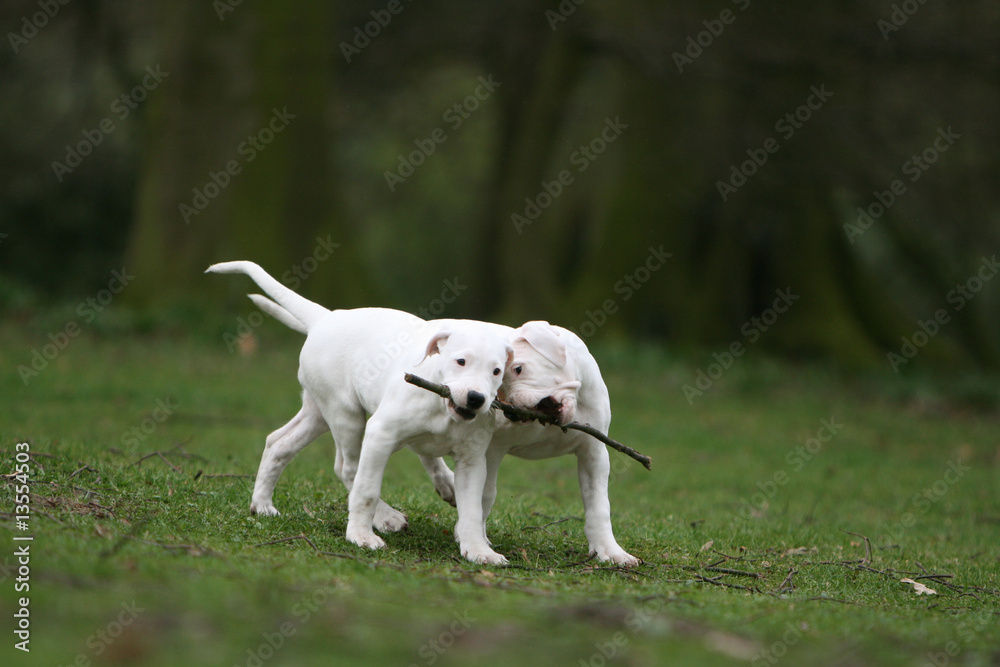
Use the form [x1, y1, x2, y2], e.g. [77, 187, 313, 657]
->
[781, 546, 817, 557]
[900, 578, 937, 595]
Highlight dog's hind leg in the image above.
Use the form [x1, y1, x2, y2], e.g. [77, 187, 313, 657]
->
[418, 456, 456, 507]
[251, 393, 328, 516]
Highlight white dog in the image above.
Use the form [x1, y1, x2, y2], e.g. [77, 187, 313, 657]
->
[423, 322, 640, 566]
[252, 291, 639, 566]
[206, 261, 512, 565]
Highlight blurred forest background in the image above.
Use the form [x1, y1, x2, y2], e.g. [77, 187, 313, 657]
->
[1, 0, 998, 370]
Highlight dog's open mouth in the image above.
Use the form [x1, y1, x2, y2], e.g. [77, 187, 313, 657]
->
[449, 400, 477, 421]
[533, 396, 562, 421]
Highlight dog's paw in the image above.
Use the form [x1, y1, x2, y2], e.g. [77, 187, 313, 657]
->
[434, 479, 457, 507]
[250, 502, 280, 517]
[592, 546, 641, 567]
[462, 547, 508, 566]
[346, 527, 386, 550]
[374, 505, 408, 533]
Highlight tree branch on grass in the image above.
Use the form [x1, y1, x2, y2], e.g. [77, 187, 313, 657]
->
[404, 373, 652, 470]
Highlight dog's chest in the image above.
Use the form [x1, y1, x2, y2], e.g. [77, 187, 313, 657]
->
[499, 426, 583, 460]
[401, 431, 461, 457]
[398, 420, 487, 458]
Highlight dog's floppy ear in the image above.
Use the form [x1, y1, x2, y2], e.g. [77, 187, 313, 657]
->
[515, 321, 567, 367]
[422, 329, 452, 360]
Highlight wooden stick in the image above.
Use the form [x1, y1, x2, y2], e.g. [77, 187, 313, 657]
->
[404, 373, 652, 470]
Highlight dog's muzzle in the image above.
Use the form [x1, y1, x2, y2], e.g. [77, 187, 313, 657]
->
[449, 390, 487, 421]
[532, 395, 576, 425]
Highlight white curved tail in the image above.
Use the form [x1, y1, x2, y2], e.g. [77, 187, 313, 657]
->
[248, 294, 307, 333]
[205, 261, 328, 332]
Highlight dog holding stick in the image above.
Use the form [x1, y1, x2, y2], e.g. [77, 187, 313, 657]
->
[245, 277, 639, 566]
[207, 260, 512, 564]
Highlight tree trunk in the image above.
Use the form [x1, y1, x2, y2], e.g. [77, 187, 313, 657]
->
[124, 2, 370, 311]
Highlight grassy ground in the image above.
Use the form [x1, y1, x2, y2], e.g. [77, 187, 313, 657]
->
[1, 322, 998, 666]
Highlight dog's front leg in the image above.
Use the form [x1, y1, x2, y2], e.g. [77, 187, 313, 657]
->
[453, 451, 507, 566]
[344, 428, 398, 550]
[575, 440, 640, 566]
[479, 447, 505, 545]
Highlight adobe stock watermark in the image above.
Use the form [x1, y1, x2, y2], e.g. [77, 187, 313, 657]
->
[737, 417, 843, 520]
[120, 397, 179, 448]
[180, 106, 296, 224]
[878, 0, 932, 41]
[578, 597, 670, 666]
[546, 0, 587, 30]
[887, 254, 998, 372]
[339, 0, 414, 63]
[716, 84, 833, 202]
[7, 0, 71, 54]
[384, 75, 500, 192]
[879, 458, 969, 544]
[672, 0, 751, 73]
[223, 236, 339, 352]
[407, 610, 475, 666]
[511, 116, 628, 234]
[749, 622, 806, 667]
[921, 614, 994, 667]
[235, 584, 337, 667]
[56, 601, 146, 667]
[51, 65, 169, 182]
[567, 245, 672, 339]
[213, 0, 244, 20]
[359, 277, 468, 384]
[682, 287, 799, 404]
[416, 278, 466, 319]
[844, 126, 959, 244]
[17, 268, 134, 385]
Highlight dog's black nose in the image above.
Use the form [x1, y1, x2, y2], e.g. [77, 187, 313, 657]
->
[466, 391, 486, 410]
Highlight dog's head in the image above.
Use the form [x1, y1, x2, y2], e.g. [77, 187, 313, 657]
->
[421, 326, 513, 423]
[503, 321, 581, 425]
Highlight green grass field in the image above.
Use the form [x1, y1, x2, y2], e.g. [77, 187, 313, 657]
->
[2, 322, 998, 666]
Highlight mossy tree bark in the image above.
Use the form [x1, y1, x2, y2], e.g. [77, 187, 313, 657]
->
[124, 2, 370, 311]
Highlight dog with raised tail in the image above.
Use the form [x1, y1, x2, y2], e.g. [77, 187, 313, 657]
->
[206, 260, 512, 565]
[250, 284, 639, 566]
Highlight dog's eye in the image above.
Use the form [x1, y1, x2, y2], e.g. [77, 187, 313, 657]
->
[493, 368, 501, 376]
[456, 358, 465, 366]
[514, 365, 523, 375]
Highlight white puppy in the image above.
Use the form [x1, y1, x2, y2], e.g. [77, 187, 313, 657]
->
[253, 291, 639, 566]
[206, 261, 512, 565]
[425, 322, 640, 566]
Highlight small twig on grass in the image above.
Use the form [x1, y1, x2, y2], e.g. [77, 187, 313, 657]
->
[776, 568, 798, 593]
[133, 437, 203, 472]
[254, 533, 384, 566]
[69, 465, 100, 480]
[693, 573, 758, 592]
[588, 565, 655, 579]
[134, 451, 182, 471]
[404, 373, 652, 470]
[703, 566, 764, 579]
[124, 537, 220, 557]
[841, 529, 872, 566]
[167, 437, 209, 463]
[524, 517, 576, 531]
[680, 565, 763, 579]
[194, 471, 252, 480]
